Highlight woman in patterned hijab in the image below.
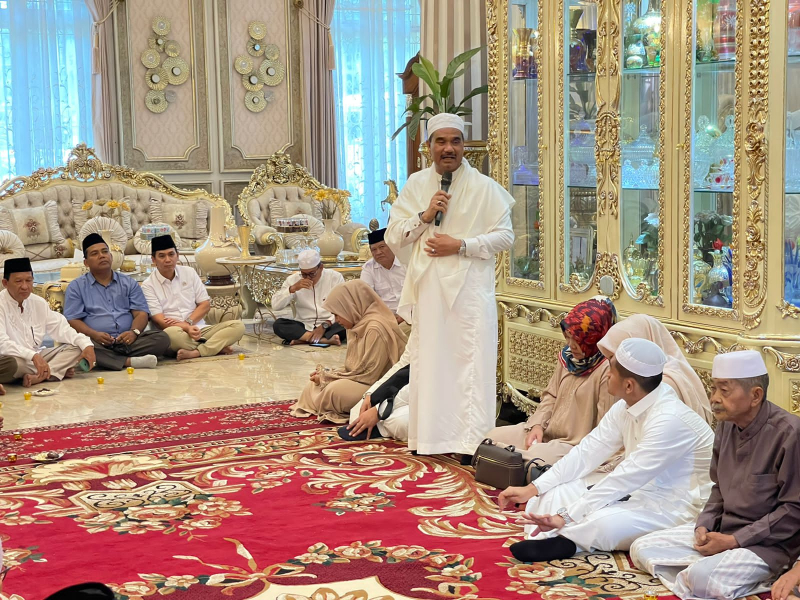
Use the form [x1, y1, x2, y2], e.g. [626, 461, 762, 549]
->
[559, 297, 617, 376]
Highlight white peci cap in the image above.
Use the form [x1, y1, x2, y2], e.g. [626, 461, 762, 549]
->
[712, 350, 768, 379]
[298, 249, 321, 270]
[427, 113, 466, 138]
[616, 337, 667, 377]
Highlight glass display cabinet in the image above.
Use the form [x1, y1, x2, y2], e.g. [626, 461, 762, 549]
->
[488, 0, 800, 416]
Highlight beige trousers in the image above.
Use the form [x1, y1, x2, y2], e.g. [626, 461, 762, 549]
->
[485, 421, 575, 465]
[164, 321, 246, 357]
[13, 345, 83, 381]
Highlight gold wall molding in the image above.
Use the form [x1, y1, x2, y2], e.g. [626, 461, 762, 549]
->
[669, 331, 742, 355]
[680, 0, 740, 321]
[792, 380, 800, 414]
[486, 1, 506, 186]
[502, 382, 539, 416]
[557, 1, 567, 289]
[778, 300, 800, 319]
[499, 301, 565, 328]
[763, 347, 800, 373]
[742, 0, 770, 329]
[595, 0, 621, 219]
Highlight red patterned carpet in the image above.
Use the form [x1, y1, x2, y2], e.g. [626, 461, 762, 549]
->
[0, 402, 671, 600]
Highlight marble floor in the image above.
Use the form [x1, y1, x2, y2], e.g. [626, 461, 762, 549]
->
[1, 319, 348, 431]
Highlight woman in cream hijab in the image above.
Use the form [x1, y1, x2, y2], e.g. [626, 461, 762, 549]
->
[291, 280, 407, 423]
[597, 314, 713, 424]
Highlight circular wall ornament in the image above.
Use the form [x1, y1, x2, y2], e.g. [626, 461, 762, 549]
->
[247, 39, 265, 57]
[163, 57, 189, 85]
[164, 89, 177, 103]
[245, 90, 267, 113]
[146, 67, 169, 90]
[141, 49, 161, 69]
[248, 21, 268, 40]
[152, 16, 171, 36]
[234, 55, 254, 75]
[264, 44, 280, 61]
[242, 73, 264, 92]
[259, 59, 285, 86]
[145, 90, 168, 113]
[165, 41, 181, 57]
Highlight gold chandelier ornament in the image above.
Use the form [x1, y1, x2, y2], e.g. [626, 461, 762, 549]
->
[142, 15, 190, 114]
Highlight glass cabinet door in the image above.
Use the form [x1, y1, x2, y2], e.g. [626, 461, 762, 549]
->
[686, 0, 736, 311]
[508, 0, 542, 283]
[619, 0, 662, 298]
[785, 2, 800, 312]
[563, 1, 598, 286]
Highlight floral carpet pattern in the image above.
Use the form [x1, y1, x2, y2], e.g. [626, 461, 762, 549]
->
[0, 403, 671, 600]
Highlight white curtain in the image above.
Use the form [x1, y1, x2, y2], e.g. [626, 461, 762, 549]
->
[332, 0, 420, 226]
[0, 1, 94, 181]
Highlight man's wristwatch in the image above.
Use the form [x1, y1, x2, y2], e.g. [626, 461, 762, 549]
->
[321, 322, 331, 330]
[556, 507, 574, 526]
[185, 318, 194, 326]
[132, 328, 141, 336]
[459, 240, 467, 256]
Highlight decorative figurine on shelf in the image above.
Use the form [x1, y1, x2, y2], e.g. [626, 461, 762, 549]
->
[692, 244, 711, 304]
[512, 28, 535, 80]
[704, 249, 732, 308]
[569, 9, 590, 74]
[696, 0, 715, 62]
[513, 146, 538, 186]
[708, 114, 735, 190]
[623, 238, 641, 278]
[625, 35, 646, 69]
[713, 0, 736, 61]
[632, 0, 662, 67]
[623, 125, 657, 166]
[786, 239, 800, 305]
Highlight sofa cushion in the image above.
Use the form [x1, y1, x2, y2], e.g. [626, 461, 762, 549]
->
[0, 200, 67, 246]
[149, 199, 209, 240]
[24, 239, 74, 261]
[73, 199, 134, 240]
[285, 200, 314, 218]
[78, 216, 128, 251]
[0, 230, 26, 267]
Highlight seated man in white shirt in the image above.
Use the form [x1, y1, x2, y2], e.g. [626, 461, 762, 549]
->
[360, 228, 407, 325]
[272, 249, 345, 346]
[0, 258, 96, 387]
[498, 337, 714, 563]
[142, 235, 245, 361]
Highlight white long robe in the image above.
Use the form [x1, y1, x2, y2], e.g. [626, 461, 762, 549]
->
[526, 384, 714, 552]
[385, 161, 514, 454]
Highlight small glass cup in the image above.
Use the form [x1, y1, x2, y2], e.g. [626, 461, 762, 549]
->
[12, 431, 22, 441]
[238, 353, 246, 360]
[7, 454, 16, 463]
[127, 367, 135, 375]
[97, 376, 105, 385]
[23, 392, 32, 401]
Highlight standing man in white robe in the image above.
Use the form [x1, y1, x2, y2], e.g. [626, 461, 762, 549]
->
[385, 113, 514, 459]
[498, 338, 714, 562]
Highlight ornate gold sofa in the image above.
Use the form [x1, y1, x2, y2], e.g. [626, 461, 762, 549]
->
[0, 144, 231, 272]
[238, 152, 368, 256]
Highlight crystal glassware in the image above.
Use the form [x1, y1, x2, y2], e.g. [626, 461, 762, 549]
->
[713, 0, 736, 61]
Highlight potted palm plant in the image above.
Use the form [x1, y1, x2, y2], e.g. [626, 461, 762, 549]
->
[392, 47, 488, 169]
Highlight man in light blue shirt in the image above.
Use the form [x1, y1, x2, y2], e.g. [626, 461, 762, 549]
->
[64, 233, 169, 370]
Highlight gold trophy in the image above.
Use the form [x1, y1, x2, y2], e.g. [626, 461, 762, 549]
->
[238, 225, 252, 258]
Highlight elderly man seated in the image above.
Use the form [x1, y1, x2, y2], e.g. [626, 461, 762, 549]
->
[360, 228, 407, 326]
[498, 338, 714, 563]
[142, 235, 245, 361]
[631, 350, 800, 600]
[272, 249, 345, 346]
[65, 233, 170, 370]
[0, 258, 95, 387]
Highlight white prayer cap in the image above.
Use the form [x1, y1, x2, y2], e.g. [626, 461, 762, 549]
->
[616, 337, 667, 377]
[712, 350, 768, 379]
[298, 249, 321, 270]
[427, 113, 466, 139]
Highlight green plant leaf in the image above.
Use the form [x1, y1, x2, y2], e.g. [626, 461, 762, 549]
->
[455, 84, 489, 109]
[445, 46, 484, 78]
[417, 55, 441, 97]
[412, 63, 439, 97]
[391, 121, 409, 141]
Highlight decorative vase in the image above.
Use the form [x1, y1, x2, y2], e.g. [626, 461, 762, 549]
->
[237, 225, 252, 258]
[705, 250, 732, 308]
[713, 0, 736, 61]
[569, 10, 589, 74]
[195, 206, 240, 285]
[512, 28, 534, 80]
[632, 0, 662, 66]
[317, 219, 344, 262]
[99, 230, 124, 271]
[692, 244, 711, 303]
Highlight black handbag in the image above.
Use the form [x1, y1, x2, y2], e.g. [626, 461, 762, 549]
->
[525, 457, 551, 484]
[471, 438, 526, 489]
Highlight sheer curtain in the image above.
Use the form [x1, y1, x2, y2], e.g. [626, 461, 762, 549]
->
[0, 0, 93, 181]
[332, 0, 420, 226]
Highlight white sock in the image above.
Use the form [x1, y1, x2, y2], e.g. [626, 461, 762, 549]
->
[130, 355, 158, 369]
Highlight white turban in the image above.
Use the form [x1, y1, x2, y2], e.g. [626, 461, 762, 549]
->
[712, 350, 768, 379]
[298, 249, 321, 270]
[616, 337, 667, 377]
[427, 113, 466, 139]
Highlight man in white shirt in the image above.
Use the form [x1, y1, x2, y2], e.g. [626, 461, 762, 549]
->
[0, 258, 95, 387]
[498, 337, 714, 562]
[272, 249, 345, 346]
[360, 228, 406, 323]
[142, 236, 245, 361]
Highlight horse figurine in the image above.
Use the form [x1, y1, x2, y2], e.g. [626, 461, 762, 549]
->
[382, 179, 399, 212]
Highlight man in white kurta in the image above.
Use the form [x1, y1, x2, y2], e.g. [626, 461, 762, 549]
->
[385, 113, 514, 457]
[0, 258, 95, 387]
[498, 338, 714, 562]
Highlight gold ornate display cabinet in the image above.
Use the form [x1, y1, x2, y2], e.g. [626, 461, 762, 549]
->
[489, 0, 800, 415]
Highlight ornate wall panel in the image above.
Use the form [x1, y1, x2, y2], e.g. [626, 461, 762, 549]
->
[792, 380, 800, 415]
[116, 0, 210, 171]
[218, 0, 303, 171]
[506, 327, 563, 395]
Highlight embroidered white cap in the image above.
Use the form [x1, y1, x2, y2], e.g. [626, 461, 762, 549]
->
[298, 249, 321, 270]
[616, 337, 667, 377]
[712, 350, 768, 379]
[427, 113, 466, 138]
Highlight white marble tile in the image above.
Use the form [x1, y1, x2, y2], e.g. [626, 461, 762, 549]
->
[0, 332, 348, 430]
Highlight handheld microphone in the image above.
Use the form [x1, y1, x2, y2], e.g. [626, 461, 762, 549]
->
[436, 170, 452, 227]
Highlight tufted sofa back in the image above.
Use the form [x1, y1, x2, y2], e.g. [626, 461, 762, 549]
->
[247, 186, 343, 230]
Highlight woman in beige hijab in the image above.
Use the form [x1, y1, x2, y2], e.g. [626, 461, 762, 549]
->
[291, 280, 407, 423]
[597, 314, 713, 424]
